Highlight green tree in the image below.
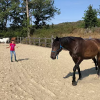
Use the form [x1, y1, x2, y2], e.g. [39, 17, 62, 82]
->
[0, 0, 11, 30]
[0, 0, 27, 37]
[83, 5, 98, 28]
[29, 0, 60, 28]
[0, 0, 27, 28]
[10, 1, 26, 27]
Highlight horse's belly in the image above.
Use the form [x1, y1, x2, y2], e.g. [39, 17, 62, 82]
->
[83, 48, 98, 59]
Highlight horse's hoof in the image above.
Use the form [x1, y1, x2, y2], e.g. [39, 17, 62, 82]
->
[78, 77, 82, 80]
[72, 81, 77, 86]
[95, 67, 98, 70]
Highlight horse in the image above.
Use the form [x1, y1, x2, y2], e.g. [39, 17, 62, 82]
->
[0, 38, 10, 44]
[51, 36, 100, 86]
[69, 51, 98, 70]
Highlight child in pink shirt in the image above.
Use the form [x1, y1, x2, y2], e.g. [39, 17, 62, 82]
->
[7, 40, 18, 62]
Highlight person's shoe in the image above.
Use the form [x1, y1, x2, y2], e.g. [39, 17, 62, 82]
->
[15, 60, 18, 62]
[11, 60, 13, 62]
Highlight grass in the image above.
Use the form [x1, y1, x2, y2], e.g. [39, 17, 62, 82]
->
[32, 20, 100, 38]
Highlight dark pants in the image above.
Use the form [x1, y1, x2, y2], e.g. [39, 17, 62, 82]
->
[10, 51, 16, 61]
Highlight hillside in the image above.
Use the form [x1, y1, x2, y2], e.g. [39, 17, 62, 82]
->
[32, 19, 100, 38]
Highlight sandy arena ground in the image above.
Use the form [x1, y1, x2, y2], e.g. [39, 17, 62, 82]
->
[0, 43, 100, 100]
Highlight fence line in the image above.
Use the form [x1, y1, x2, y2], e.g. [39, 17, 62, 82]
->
[16, 35, 54, 48]
[0, 36, 54, 47]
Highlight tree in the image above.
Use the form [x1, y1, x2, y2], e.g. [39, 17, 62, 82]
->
[29, 0, 60, 28]
[0, 0, 23, 29]
[20, 0, 31, 37]
[0, 0, 11, 30]
[83, 5, 98, 28]
[10, 1, 26, 27]
[26, 0, 30, 37]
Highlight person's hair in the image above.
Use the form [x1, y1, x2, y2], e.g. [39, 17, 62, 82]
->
[10, 40, 15, 43]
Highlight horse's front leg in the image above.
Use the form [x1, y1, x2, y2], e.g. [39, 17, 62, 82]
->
[72, 64, 78, 86]
[72, 57, 83, 86]
[77, 66, 82, 80]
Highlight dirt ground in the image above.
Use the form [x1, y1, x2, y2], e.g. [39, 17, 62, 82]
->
[0, 43, 100, 100]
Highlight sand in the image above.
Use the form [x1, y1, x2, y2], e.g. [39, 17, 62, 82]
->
[0, 43, 100, 100]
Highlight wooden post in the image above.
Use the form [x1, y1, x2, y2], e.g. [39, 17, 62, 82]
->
[39, 37, 40, 46]
[29, 37, 31, 44]
[33, 37, 35, 45]
[51, 35, 53, 47]
[25, 37, 26, 44]
[28, 37, 30, 44]
[20, 37, 21, 43]
[21, 37, 23, 43]
[45, 37, 46, 47]
[26, 37, 27, 44]
[17, 36, 18, 43]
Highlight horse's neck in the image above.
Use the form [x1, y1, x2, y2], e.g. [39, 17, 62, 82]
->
[60, 39, 73, 51]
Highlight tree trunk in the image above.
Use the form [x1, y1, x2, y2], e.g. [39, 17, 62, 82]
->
[26, 0, 30, 37]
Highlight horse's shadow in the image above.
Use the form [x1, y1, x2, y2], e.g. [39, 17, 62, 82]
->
[63, 67, 97, 80]
[17, 58, 29, 61]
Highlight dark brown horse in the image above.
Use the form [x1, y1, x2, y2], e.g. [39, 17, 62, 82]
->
[51, 36, 100, 86]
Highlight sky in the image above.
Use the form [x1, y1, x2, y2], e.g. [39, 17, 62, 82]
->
[48, 0, 100, 24]
[7, 0, 100, 26]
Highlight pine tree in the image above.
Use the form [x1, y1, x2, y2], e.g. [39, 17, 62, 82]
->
[83, 5, 98, 28]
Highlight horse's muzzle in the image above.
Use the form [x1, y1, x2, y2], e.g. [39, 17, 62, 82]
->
[51, 56, 56, 60]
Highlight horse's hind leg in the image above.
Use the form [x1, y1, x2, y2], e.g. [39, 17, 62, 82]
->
[97, 54, 100, 76]
[92, 57, 98, 70]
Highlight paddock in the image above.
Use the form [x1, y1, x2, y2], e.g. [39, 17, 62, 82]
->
[0, 43, 100, 100]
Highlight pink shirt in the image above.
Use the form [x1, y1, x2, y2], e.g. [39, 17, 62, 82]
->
[10, 43, 16, 51]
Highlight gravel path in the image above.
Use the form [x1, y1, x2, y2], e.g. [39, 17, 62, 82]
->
[0, 43, 100, 100]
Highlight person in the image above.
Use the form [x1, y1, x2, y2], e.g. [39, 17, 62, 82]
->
[7, 40, 18, 62]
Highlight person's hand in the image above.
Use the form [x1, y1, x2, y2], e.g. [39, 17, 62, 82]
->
[6, 46, 10, 49]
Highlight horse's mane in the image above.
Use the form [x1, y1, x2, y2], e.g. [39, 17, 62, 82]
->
[60, 36, 83, 43]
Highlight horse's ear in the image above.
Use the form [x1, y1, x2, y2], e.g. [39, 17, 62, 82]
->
[56, 36, 59, 41]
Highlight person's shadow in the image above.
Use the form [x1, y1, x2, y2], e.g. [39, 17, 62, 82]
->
[63, 67, 97, 83]
[17, 58, 29, 61]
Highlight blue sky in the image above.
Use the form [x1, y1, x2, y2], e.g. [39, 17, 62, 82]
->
[7, 0, 100, 26]
[48, 0, 100, 24]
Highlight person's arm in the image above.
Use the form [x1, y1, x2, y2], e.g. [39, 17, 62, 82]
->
[15, 44, 19, 48]
[6, 46, 10, 48]
[16, 46, 19, 48]
[6, 44, 11, 48]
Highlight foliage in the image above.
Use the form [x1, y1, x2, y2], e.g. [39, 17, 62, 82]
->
[0, 0, 22, 29]
[29, 0, 60, 28]
[83, 5, 98, 28]
[0, 2, 100, 38]
[0, 27, 27, 37]
[0, 0, 60, 37]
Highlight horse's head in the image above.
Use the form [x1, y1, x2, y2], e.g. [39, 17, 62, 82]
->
[51, 36, 63, 59]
